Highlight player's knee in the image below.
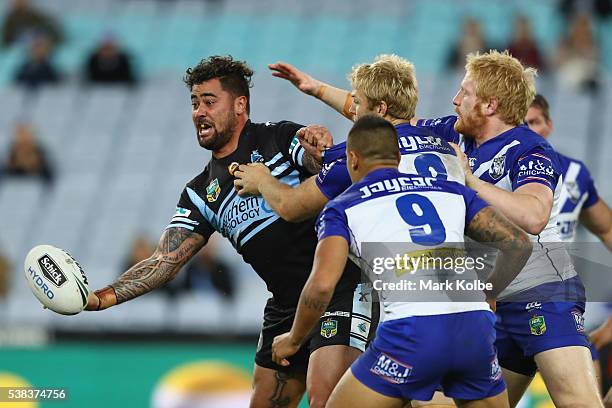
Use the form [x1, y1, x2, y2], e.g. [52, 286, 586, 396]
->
[307, 383, 334, 408]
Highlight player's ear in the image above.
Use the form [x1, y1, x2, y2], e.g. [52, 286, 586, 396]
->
[377, 100, 388, 117]
[348, 150, 359, 171]
[485, 97, 499, 116]
[234, 96, 248, 115]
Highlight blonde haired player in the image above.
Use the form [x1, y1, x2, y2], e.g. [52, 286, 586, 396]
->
[416, 50, 603, 407]
[234, 55, 465, 408]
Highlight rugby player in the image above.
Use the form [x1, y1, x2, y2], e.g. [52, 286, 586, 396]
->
[82, 55, 372, 408]
[416, 51, 604, 407]
[234, 54, 462, 408]
[525, 94, 612, 249]
[271, 116, 533, 408]
[234, 55, 463, 224]
[254, 55, 605, 406]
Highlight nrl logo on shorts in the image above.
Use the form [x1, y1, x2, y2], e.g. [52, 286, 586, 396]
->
[206, 178, 221, 202]
[320, 318, 338, 338]
[529, 315, 546, 336]
[488, 156, 506, 180]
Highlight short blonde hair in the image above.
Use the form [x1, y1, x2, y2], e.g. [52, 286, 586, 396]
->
[466, 50, 537, 126]
[349, 54, 418, 120]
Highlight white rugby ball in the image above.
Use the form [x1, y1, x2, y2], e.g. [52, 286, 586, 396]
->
[24, 245, 90, 315]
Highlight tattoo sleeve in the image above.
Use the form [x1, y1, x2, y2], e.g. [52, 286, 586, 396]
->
[301, 151, 322, 174]
[111, 228, 207, 304]
[466, 207, 532, 298]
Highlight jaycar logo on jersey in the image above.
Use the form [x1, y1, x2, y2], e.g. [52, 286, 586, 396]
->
[359, 176, 435, 198]
[370, 353, 412, 384]
[488, 156, 506, 180]
[37, 255, 67, 287]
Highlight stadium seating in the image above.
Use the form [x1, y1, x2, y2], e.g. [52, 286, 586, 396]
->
[1, 0, 610, 334]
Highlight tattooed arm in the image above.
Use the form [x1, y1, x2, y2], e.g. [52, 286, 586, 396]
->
[271, 236, 348, 366]
[86, 228, 207, 310]
[466, 207, 532, 300]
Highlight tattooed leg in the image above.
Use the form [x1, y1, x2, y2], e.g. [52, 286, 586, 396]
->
[250, 364, 305, 408]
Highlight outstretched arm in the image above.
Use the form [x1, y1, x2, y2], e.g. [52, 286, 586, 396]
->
[86, 228, 207, 310]
[580, 199, 612, 251]
[234, 166, 328, 222]
[269, 62, 353, 120]
[466, 206, 533, 301]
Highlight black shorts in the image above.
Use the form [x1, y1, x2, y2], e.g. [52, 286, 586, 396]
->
[255, 283, 378, 374]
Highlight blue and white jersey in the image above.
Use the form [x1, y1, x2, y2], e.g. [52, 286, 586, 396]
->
[316, 168, 491, 320]
[316, 123, 464, 200]
[556, 153, 600, 241]
[418, 116, 578, 299]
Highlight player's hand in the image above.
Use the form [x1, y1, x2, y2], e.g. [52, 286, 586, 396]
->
[486, 298, 496, 313]
[297, 125, 333, 163]
[272, 332, 301, 366]
[268, 62, 321, 96]
[590, 317, 612, 350]
[449, 143, 476, 185]
[85, 292, 100, 311]
[233, 163, 271, 196]
[603, 386, 612, 408]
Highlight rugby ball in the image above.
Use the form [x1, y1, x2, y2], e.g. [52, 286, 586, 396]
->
[24, 245, 90, 315]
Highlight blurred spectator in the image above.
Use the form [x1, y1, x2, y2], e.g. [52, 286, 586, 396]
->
[183, 239, 235, 301]
[14, 35, 61, 89]
[1, 0, 63, 48]
[555, 14, 600, 91]
[560, 0, 612, 21]
[447, 18, 490, 71]
[0, 250, 10, 302]
[121, 235, 235, 300]
[1, 122, 54, 186]
[84, 35, 137, 85]
[122, 235, 156, 272]
[507, 16, 545, 71]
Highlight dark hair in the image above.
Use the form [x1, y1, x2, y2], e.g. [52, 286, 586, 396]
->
[184, 55, 254, 114]
[347, 115, 399, 162]
[530, 94, 550, 121]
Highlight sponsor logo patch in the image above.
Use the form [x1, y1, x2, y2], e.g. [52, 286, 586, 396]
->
[37, 255, 67, 288]
[525, 302, 542, 311]
[370, 353, 412, 384]
[206, 178, 221, 202]
[529, 315, 547, 336]
[320, 318, 338, 338]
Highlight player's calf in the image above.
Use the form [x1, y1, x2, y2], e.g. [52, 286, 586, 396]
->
[250, 365, 306, 408]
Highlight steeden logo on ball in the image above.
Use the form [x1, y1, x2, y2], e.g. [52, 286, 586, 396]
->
[37, 254, 67, 288]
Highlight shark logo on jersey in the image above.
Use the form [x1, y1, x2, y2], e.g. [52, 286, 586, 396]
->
[488, 156, 506, 180]
[251, 150, 264, 163]
[565, 181, 581, 203]
[206, 178, 221, 202]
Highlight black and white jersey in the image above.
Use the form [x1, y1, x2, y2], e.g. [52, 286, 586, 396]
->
[168, 120, 360, 306]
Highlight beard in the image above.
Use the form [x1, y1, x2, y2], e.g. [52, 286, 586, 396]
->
[454, 105, 486, 138]
[196, 110, 237, 151]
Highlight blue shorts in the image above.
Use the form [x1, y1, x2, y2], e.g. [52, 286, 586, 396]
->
[351, 310, 506, 402]
[495, 301, 590, 376]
